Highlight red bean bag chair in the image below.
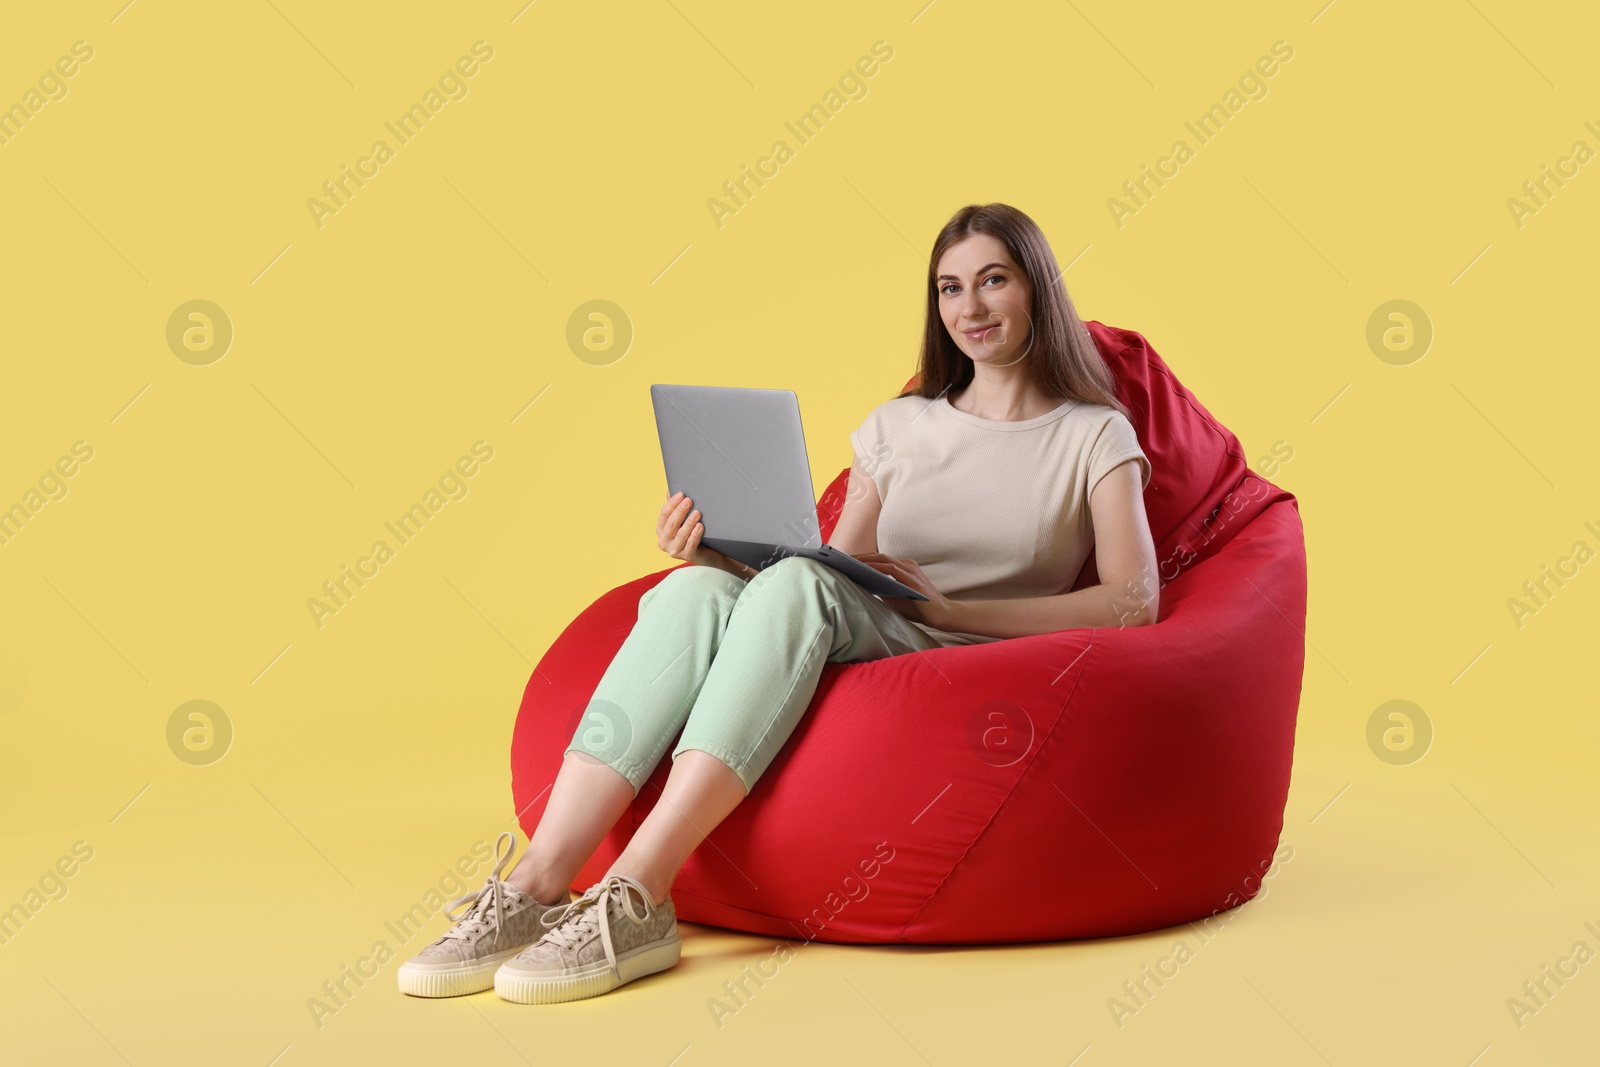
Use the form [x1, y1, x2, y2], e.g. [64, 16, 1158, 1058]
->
[510, 321, 1306, 944]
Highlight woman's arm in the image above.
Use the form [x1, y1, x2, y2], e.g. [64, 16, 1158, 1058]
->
[825, 452, 882, 557]
[882, 460, 1160, 638]
[712, 555, 759, 580]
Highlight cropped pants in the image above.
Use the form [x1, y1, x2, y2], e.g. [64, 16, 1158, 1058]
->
[566, 555, 944, 795]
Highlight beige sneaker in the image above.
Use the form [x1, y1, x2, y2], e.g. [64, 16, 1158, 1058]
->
[397, 831, 568, 998]
[494, 873, 680, 1004]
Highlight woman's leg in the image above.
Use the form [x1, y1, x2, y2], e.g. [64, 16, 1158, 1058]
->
[604, 555, 942, 904]
[505, 752, 634, 904]
[503, 564, 749, 902]
[601, 749, 747, 906]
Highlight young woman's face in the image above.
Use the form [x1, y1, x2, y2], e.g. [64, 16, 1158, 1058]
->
[935, 233, 1034, 367]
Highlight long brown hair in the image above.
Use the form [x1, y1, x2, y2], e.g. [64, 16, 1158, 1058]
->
[899, 202, 1130, 421]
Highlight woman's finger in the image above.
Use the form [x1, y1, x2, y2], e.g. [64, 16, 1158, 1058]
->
[873, 558, 927, 593]
[660, 493, 688, 532]
[671, 509, 700, 553]
[662, 498, 693, 539]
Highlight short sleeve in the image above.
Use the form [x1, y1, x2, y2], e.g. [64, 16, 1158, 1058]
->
[849, 404, 893, 500]
[1087, 411, 1152, 496]
[848, 418, 873, 466]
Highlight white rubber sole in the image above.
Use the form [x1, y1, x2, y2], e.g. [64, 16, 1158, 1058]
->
[398, 944, 530, 998]
[494, 935, 681, 1004]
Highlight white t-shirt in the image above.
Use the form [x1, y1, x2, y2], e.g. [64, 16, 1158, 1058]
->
[848, 391, 1152, 646]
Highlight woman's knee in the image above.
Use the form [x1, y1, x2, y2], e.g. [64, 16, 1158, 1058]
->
[743, 555, 833, 594]
[732, 557, 839, 616]
[642, 564, 747, 611]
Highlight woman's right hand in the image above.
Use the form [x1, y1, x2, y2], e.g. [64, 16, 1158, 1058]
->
[658, 491, 735, 570]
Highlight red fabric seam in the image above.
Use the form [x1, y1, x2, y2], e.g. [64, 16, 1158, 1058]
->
[890, 627, 1098, 942]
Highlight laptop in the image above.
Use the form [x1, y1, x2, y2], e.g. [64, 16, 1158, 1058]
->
[650, 384, 929, 601]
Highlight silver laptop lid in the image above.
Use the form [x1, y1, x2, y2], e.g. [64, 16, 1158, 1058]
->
[650, 384, 822, 549]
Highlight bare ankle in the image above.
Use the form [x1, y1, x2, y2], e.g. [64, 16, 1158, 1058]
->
[606, 868, 670, 908]
[502, 863, 559, 906]
[511, 873, 566, 907]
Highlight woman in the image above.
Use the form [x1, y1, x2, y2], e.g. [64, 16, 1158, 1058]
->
[398, 202, 1158, 1005]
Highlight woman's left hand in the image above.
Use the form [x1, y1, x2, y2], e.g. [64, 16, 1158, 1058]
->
[855, 552, 950, 628]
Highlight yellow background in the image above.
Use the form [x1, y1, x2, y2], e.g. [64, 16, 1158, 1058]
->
[2, 1, 1597, 1063]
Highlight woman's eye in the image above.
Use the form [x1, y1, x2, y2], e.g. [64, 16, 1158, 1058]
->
[940, 275, 1002, 294]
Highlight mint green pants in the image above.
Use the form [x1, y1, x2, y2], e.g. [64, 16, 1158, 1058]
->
[566, 556, 943, 795]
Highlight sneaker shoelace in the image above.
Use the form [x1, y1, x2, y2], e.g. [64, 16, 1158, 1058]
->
[441, 830, 519, 944]
[538, 873, 657, 976]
